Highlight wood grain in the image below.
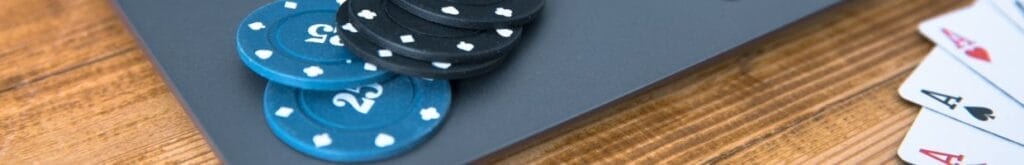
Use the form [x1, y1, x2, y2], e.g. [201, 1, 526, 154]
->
[0, 0, 966, 164]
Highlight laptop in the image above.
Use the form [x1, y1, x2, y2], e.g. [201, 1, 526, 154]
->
[113, 0, 838, 164]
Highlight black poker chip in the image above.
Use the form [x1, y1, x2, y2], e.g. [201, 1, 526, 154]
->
[337, 8, 507, 79]
[391, 0, 544, 29]
[346, 0, 523, 63]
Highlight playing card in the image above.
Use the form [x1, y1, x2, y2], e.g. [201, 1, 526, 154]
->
[988, 0, 1024, 30]
[898, 48, 1024, 145]
[918, 0, 1024, 105]
[897, 109, 1024, 165]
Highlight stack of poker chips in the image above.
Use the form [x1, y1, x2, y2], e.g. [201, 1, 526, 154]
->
[337, 0, 543, 79]
[234, 0, 542, 162]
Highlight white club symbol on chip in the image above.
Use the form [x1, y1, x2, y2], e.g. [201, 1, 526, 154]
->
[378, 49, 393, 57]
[496, 29, 513, 38]
[441, 6, 460, 15]
[375, 133, 395, 148]
[420, 107, 440, 121]
[431, 62, 452, 70]
[358, 9, 377, 20]
[313, 133, 332, 148]
[275, 107, 294, 118]
[255, 49, 273, 60]
[456, 41, 475, 52]
[495, 7, 513, 17]
[304, 66, 324, 77]
[248, 22, 266, 31]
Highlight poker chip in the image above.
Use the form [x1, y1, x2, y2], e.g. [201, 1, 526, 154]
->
[263, 76, 451, 162]
[391, 0, 544, 29]
[237, 0, 393, 90]
[336, 7, 508, 79]
[345, 0, 523, 63]
[235, 0, 540, 162]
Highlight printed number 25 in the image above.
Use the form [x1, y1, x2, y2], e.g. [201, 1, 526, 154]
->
[333, 83, 384, 114]
[305, 24, 343, 46]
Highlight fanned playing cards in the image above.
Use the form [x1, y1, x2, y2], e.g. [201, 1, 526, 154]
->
[897, 0, 1024, 164]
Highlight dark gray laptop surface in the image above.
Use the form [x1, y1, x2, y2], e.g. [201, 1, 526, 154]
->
[114, 0, 837, 164]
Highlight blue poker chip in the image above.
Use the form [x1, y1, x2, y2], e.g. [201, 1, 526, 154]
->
[263, 76, 451, 162]
[237, 0, 392, 90]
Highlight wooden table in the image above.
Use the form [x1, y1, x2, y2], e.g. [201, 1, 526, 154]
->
[0, 0, 967, 164]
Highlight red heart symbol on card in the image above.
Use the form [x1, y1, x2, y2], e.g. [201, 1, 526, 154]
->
[965, 47, 991, 63]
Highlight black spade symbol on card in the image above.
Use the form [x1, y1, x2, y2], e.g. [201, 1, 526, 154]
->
[965, 106, 995, 121]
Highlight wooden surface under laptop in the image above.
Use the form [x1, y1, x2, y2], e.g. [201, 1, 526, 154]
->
[0, 0, 967, 164]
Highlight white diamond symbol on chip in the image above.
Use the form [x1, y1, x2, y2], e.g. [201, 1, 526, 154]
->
[441, 6, 460, 15]
[248, 22, 265, 31]
[304, 66, 324, 77]
[399, 35, 415, 43]
[378, 49, 393, 57]
[275, 107, 294, 118]
[431, 62, 451, 70]
[313, 133, 332, 148]
[420, 107, 440, 121]
[346, 59, 353, 64]
[375, 133, 395, 148]
[284, 1, 298, 9]
[336, 0, 347, 5]
[341, 23, 358, 33]
[496, 29, 513, 38]
[358, 9, 377, 20]
[495, 7, 513, 17]
[364, 63, 378, 71]
[456, 41, 474, 52]
[255, 49, 273, 60]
